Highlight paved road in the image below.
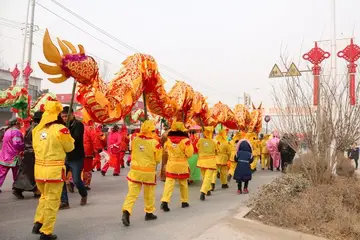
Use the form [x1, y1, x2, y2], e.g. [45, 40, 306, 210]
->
[0, 161, 279, 240]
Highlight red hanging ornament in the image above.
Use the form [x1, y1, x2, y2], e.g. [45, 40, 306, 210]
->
[337, 38, 360, 105]
[303, 42, 330, 106]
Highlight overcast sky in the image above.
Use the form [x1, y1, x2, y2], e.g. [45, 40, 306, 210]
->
[0, 0, 359, 109]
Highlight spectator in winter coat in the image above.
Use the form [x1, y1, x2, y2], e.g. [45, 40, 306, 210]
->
[234, 140, 253, 194]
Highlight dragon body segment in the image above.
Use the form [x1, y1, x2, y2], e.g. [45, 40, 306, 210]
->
[38, 29, 263, 133]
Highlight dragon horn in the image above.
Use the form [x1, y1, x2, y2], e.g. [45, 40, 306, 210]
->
[48, 75, 68, 84]
[43, 29, 61, 64]
[258, 102, 262, 109]
[38, 62, 65, 76]
[62, 40, 77, 53]
[78, 44, 85, 54]
[57, 38, 70, 55]
[252, 103, 256, 109]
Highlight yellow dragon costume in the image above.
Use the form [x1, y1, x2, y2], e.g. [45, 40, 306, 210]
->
[38, 30, 263, 133]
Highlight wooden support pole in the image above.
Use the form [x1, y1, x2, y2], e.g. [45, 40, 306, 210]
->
[67, 79, 77, 128]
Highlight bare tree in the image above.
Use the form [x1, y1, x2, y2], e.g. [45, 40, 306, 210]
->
[271, 51, 360, 176]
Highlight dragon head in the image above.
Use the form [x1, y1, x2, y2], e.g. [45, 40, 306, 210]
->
[38, 29, 98, 85]
[248, 103, 263, 133]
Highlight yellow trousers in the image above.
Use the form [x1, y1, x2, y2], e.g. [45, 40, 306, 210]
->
[161, 177, 188, 203]
[122, 181, 156, 215]
[228, 161, 237, 176]
[261, 154, 270, 169]
[211, 166, 228, 184]
[250, 156, 260, 170]
[200, 169, 214, 194]
[34, 182, 63, 235]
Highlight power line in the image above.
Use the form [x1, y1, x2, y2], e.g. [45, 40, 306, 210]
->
[47, 0, 228, 96]
[36, 2, 129, 57]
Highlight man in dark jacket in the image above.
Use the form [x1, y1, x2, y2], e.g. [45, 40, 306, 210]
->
[60, 106, 87, 209]
[12, 111, 43, 199]
[278, 134, 296, 172]
[349, 143, 359, 169]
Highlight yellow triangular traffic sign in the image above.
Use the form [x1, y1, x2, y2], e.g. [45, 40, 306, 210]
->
[269, 64, 284, 78]
[285, 62, 302, 77]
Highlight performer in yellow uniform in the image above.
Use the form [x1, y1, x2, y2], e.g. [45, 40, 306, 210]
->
[211, 129, 231, 190]
[248, 133, 260, 171]
[197, 126, 217, 201]
[260, 134, 271, 170]
[160, 122, 194, 212]
[227, 131, 244, 182]
[32, 101, 75, 240]
[122, 120, 162, 227]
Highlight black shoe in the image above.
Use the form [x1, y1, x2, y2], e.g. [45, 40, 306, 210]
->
[32, 222, 42, 234]
[66, 183, 74, 193]
[59, 202, 70, 210]
[207, 191, 212, 196]
[92, 169, 94, 172]
[262, 168, 265, 170]
[12, 190, 24, 199]
[227, 174, 232, 182]
[221, 184, 229, 189]
[85, 186, 91, 190]
[126, 161, 130, 167]
[181, 202, 189, 208]
[200, 192, 205, 201]
[122, 210, 130, 227]
[97, 168, 101, 172]
[217, 172, 220, 179]
[80, 196, 87, 206]
[40, 233, 57, 240]
[101, 171, 106, 176]
[160, 202, 170, 212]
[211, 183, 215, 191]
[121, 165, 125, 168]
[113, 173, 120, 176]
[276, 167, 281, 171]
[145, 213, 157, 221]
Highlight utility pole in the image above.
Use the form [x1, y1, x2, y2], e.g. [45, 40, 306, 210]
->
[20, 0, 31, 86]
[27, 0, 36, 68]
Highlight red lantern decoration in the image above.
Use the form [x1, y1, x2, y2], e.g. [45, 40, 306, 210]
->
[337, 38, 360, 105]
[303, 42, 330, 106]
[10, 65, 20, 87]
[23, 62, 33, 91]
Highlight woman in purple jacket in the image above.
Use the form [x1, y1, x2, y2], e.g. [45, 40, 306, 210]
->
[0, 118, 25, 193]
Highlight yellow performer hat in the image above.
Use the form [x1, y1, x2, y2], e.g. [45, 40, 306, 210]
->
[140, 120, 156, 137]
[170, 121, 187, 132]
[37, 100, 63, 130]
[203, 126, 214, 139]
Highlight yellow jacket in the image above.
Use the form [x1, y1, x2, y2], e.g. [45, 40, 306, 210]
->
[215, 141, 231, 166]
[229, 140, 238, 163]
[260, 139, 269, 154]
[252, 139, 261, 156]
[196, 138, 217, 170]
[33, 124, 75, 182]
[127, 136, 162, 185]
[165, 137, 194, 179]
